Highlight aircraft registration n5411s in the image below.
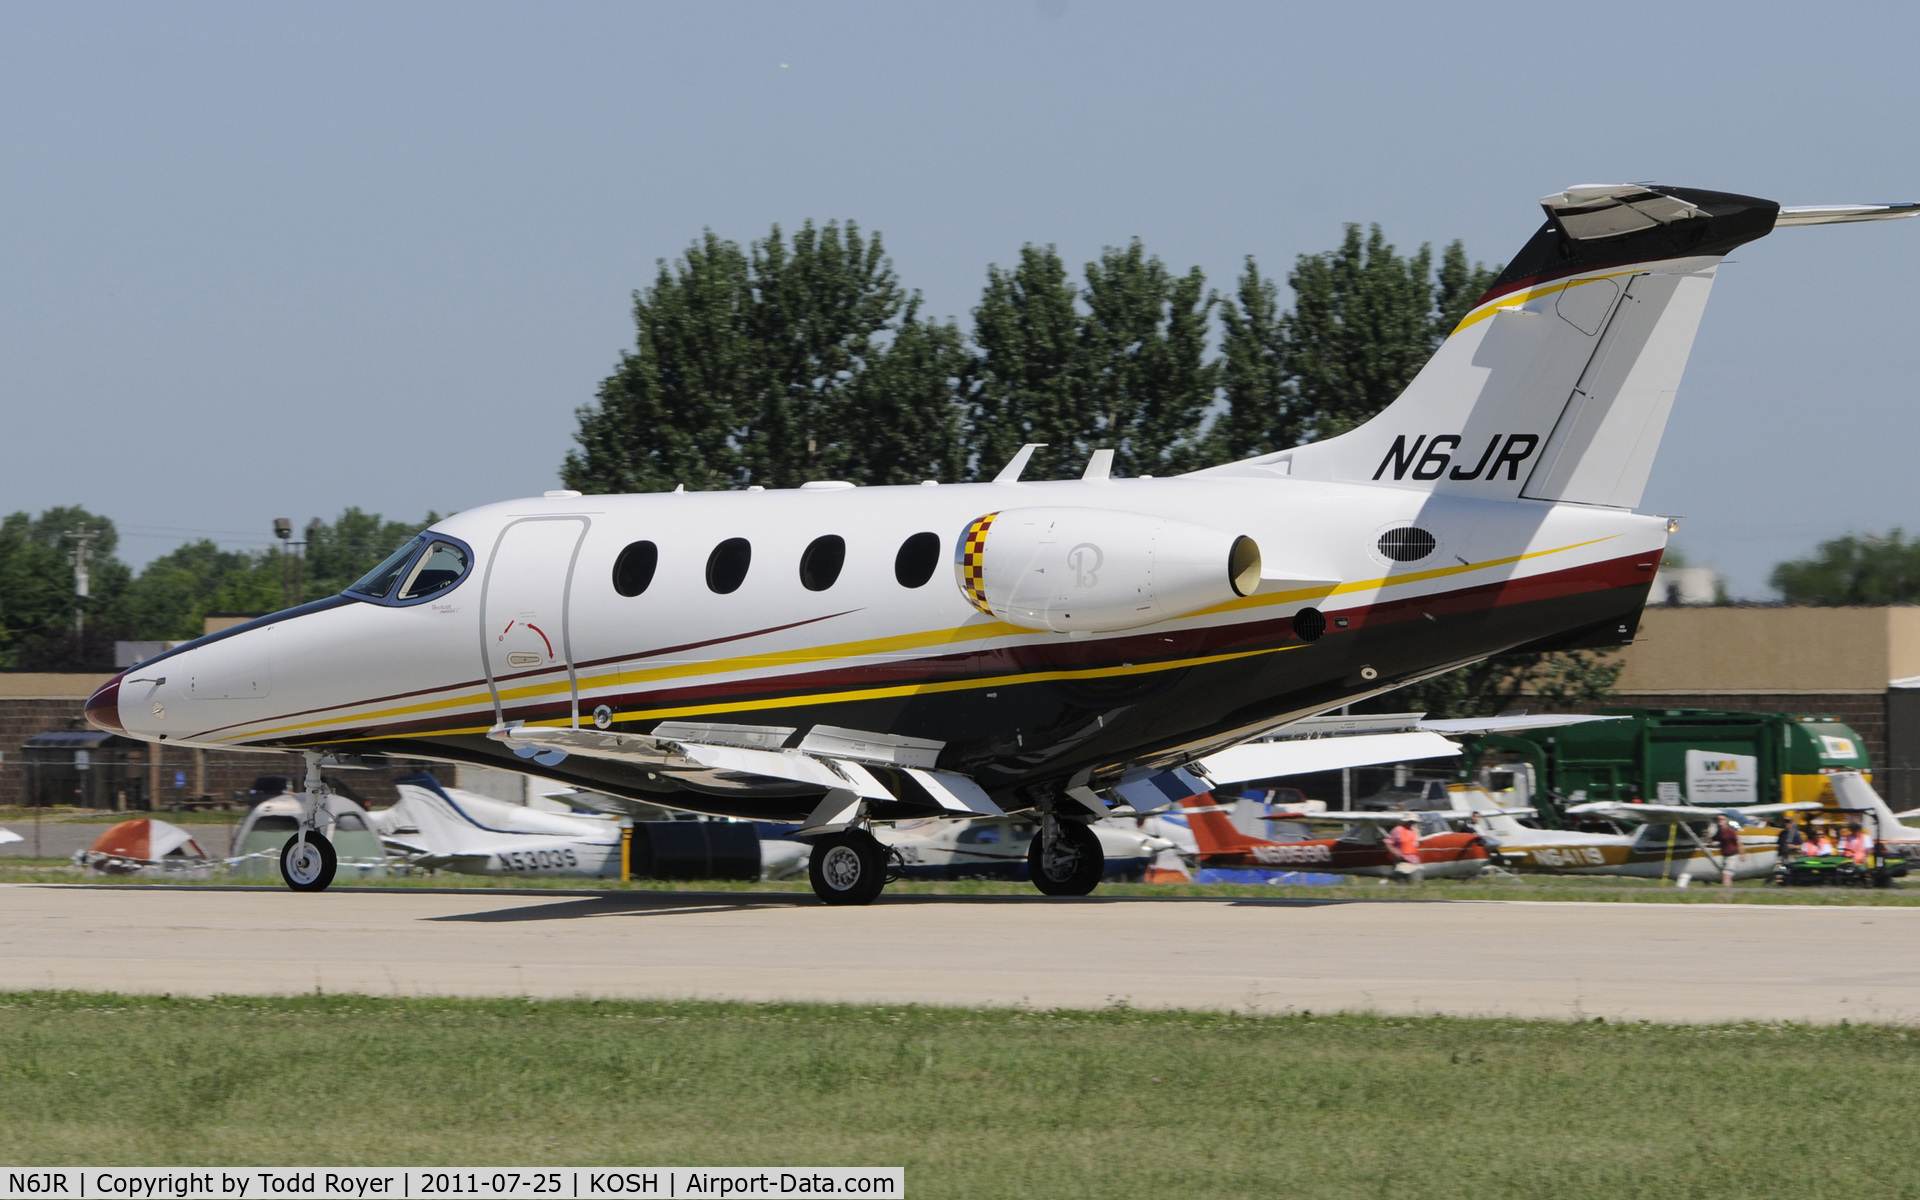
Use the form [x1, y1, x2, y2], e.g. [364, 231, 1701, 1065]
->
[87, 184, 1919, 904]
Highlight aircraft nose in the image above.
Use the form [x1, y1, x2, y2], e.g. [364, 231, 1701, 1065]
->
[86, 672, 127, 735]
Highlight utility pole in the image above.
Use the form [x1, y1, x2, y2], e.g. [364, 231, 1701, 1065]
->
[274, 518, 323, 609]
[65, 529, 97, 647]
[275, 518, 294, 609]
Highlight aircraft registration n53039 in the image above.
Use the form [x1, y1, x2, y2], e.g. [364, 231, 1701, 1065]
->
[87, 184, 1920, 903]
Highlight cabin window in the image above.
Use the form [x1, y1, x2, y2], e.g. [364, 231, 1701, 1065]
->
[895, 531, 941, 588]
[251, 815, 299, 833]
[1377, 526, 1437, 562]
[612, 540, 660, 597]
[706, 538, 752, 594]
[398, 541, 470, 600]
[799, 535, 846, 592]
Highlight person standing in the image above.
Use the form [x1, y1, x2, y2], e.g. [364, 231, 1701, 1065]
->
[1776, 815, 1806, 862]
[1386, 820, 1422, 884]
[1714, 813, 1743, 888]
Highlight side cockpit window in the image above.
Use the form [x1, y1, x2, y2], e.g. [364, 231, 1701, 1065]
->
[399, 541, 471, 600]
[346, 534, 474, 606]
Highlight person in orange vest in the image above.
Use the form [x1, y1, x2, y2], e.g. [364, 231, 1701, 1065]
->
[1804, 825, 1837, 857]
[1386, 820, 1422, 883]
[1713, 813, 1744, 888]
[1839, 820, 1874, 866]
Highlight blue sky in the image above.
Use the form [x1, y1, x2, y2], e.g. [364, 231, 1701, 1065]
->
[3, 1, 1917, 597]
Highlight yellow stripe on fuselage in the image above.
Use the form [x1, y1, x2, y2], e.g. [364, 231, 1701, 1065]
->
[318, 643, 1299, 746]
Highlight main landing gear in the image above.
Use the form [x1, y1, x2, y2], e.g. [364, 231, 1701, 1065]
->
[1029, 816, 1104, 896]
[808, 828, 889, 906]
[279, 750, 337, 893]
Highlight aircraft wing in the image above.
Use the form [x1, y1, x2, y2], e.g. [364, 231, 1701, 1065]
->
[1566, 800, 1818, 823]
[489, 724, 1002, 817]
[1266, 808, 1428, 824]
[0, 827, 21, 847]
[1725, 802, 1825, 818]
[1197, 731, 1460, 784]
[1416, 714, 1624, 735]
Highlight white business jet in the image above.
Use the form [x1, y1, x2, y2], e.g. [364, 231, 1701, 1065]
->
[85, 185, 1918, 903]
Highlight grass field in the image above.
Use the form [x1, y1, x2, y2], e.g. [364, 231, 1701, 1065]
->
[3, 992, 1916, 1199]
[4, 859, 1919, 905]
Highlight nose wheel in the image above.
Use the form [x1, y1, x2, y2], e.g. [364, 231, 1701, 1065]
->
[280, 830, 337, 891]
[808, 830, 888, 906]
[1030, 819, 1104, 896]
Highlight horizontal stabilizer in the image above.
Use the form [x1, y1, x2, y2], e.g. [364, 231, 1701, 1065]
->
[1776, 203, 1920, 227]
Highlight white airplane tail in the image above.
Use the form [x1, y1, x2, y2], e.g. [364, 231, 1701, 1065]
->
[1828, 771, 1919, 839]
[1204, 186, 1788, 509]
[391, 779, 498, 856]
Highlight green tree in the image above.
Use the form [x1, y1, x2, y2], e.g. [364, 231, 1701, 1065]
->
[970, 241, 1215, 480]
[1205, 257, 1298, 461]
[1369, 649, 1625, 720]
[968, 245, 1089, 481]
[303, 508, 438, 600]
[839, 303, 973, 485]
[1770, 531, 1920, 604]
[565, 221, 965, 493]
[112, 541, 281, 641]
[1208, 230, 1499, 458]
[1079, 240, 1217, 476]
[566, 231, 755, 493]
[0, 507, 130, 669]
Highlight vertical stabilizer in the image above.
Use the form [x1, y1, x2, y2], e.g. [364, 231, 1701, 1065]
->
[1178, 792, 1264, 854]
[1203, 186, 1781, 509]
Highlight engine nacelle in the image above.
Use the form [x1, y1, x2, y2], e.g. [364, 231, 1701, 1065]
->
[955, 507, 1262, 633]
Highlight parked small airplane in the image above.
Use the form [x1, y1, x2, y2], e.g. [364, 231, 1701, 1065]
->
[876, 815, 1175, 882]
[1177, 792, 1490, 879]
[1541, 797, 1817, 881]
[84, 184, 1918, 903]
[375, 773, 625, 878]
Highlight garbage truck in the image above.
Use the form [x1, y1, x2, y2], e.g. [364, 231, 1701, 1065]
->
[1459, 708, 1872, 827]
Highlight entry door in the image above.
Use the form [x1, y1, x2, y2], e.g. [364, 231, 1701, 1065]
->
[482, 517, 589, 726]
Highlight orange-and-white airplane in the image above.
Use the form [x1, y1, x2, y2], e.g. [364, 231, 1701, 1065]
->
[1175, 792, 1490, 879]
[84, 185, 1917, 903]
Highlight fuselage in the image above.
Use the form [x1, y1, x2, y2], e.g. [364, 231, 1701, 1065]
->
[89, 473, 1663, 821]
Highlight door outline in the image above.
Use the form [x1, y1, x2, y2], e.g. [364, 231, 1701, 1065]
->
[479, 515, 591, 728]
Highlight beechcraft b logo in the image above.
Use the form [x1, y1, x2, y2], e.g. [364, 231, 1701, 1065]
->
[1373, 433, 1541, 482]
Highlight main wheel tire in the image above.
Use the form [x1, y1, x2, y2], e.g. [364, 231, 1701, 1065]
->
[808, 830, 887, 906]
[1029, 820, 1104, 896]
[280, 831, 337, 892]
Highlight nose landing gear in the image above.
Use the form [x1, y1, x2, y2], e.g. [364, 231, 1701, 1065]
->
[279, 750, 338, 893]
[281, 832, 337, 891]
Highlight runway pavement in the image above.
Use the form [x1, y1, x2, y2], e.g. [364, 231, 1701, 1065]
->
[3, 884, 1917, 1024]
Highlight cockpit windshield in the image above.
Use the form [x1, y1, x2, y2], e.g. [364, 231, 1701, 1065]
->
[347, 537, 425, 599]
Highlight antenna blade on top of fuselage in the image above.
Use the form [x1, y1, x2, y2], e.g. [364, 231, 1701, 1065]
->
[1775, 203, 1920, 226]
